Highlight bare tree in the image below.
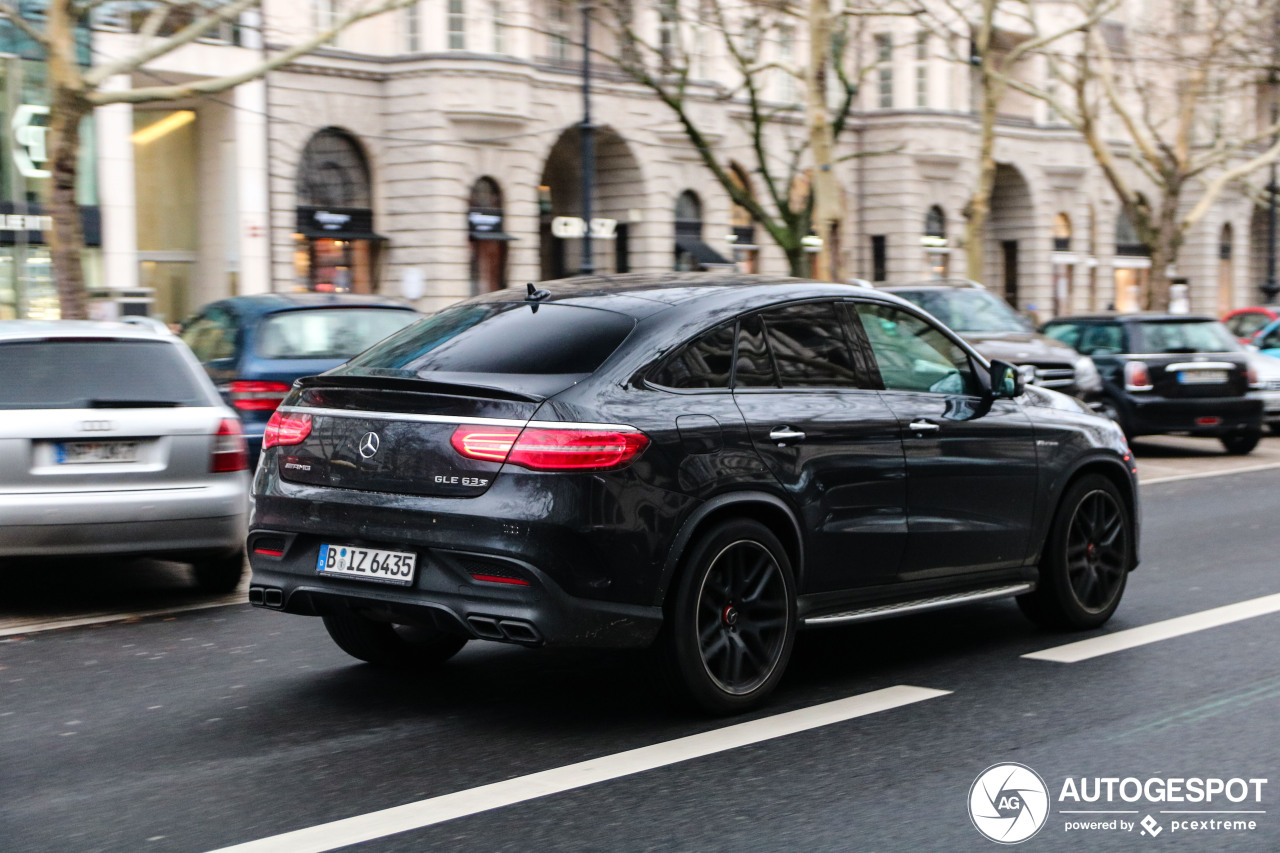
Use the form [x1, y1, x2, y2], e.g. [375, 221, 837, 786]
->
[594, 0, 915, 278]
[922, 0, 1117, 282]
[993, 0, 1280, 309]
[2, 0, 417, 319]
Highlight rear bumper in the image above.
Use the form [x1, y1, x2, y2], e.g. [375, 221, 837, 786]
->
[248, 461, 689, 648]
[0, 479, 248, 557]
[247, 541, 663, 648]
[1121, 395, 1263, 437]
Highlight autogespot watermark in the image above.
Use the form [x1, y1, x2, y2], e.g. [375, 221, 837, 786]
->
[968, 765, 1269, 844]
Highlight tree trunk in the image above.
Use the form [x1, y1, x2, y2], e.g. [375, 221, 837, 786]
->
[784, 245, 807, 277]
[48, 0, 90, 320]
[1144, 197, 1182, 311]
[965, 79, 1000, 283]
[807, 0, 840, 282]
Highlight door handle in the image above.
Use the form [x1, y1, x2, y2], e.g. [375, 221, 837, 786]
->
[769, 426, 806, 445]
[907, 420, 941, 434]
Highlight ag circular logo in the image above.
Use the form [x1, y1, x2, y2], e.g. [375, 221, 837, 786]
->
[969, 763, 1050, 844]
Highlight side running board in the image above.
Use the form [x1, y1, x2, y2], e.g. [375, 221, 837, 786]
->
[803, 583, 1034, 627]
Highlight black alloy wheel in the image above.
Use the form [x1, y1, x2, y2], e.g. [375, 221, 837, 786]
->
[322, 609, 468, 668]
[1018, 474, 1131, 630]
[665, 519, 796, 714]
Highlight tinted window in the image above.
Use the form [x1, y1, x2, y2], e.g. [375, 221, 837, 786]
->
[255, 308, 418, 360]
[1077, 323, 1126, 355]
[1232, 312, 1272, 338]
[1042, 322, 1082, 351]
[853, 303, 978, 395]
[733, 313, 777, 387]
[181, 308, 237, 362]
[760, 302, 861, 387]
[0, 340, 211, 409]
[891, 288, 1031, 333]
[1131, 320, 1240, 354]
[651, 322, 736, 389]
[1259, 325, 1280, 351]
[346, 302, 635, 376]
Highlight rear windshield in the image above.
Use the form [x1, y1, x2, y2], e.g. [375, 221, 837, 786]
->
[343, 302, 636, 377]
[254, 308, 418, 360]
[1131, 321, 1241, 354]
[892, 289, 1031, 333]
[0, 339, 212, 409]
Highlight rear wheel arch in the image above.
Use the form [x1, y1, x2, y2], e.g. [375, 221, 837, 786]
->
[657, 492, 804, 605]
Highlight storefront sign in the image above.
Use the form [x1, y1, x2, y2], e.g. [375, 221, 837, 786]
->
[551, 216, 617, 240]
[296, 206, 375, 238]
[0, 214, 51, 231]
[468, 210, 502, 232]
[12, 104, 50, 179]
[313, 210, 352, 230]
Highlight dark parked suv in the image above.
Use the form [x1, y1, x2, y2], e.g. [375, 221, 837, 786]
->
[878, 280, 1102, 399]
[249, 274, 1139, 712]
[1041, 314, 1263, 454]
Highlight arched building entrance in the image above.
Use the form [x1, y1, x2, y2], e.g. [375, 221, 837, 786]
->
[986, 164, 1035, 309]
[294, 128, 384, 293]
[539, 125, 642, 279]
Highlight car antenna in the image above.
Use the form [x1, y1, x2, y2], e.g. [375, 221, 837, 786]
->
[525, 282, 551, 311]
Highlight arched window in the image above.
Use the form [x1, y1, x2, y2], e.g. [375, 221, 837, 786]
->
[468, 176, 510, 294]
[675, 190, 703, 231]
[674, 189, 729, 271]
[294, 128, 382, 293]
[923, 205, 948, 278]
[924, 205, 946, 240]
[297, 128, 371, 209]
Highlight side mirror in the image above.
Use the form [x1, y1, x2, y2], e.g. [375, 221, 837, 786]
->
[989, 359, 1025, 399]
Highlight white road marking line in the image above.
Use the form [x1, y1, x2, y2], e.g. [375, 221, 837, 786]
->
[1140, 461, 1280, 485]
[206, 685, 950, 853]
[1023, 592, 1280, 663]
[0, 597, 244, 638]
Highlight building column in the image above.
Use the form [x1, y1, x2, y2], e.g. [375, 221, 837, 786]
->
[95, 75, 137, 292]
[236, 78, 270, 294]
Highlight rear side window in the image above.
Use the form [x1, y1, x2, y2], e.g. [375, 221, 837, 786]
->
[760, 302, 861, 388]
[1131, 321, 1239, 354]
[345, 302, 635, 376]
[0, 340, 211, 409]
[733, 314, 777, 387]
[181, 308, 237, 362]
[650, 322, 736, 389]
[1077, 323, 1126, 355]
[255, 308, 418, 360]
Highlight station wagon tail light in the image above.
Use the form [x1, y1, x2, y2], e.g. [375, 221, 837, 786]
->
[211, 418, 249, 473]
[451, 424, 649, 471]
[263, 410, 312, 449]
[1124, 361, 1153, 392]
[1247, 364, 1259, 387]
[229, 380, 291, 412]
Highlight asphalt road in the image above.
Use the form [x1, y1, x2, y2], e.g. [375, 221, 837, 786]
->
[3, 453, 1280, 852]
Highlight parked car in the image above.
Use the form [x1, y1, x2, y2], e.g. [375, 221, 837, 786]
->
[1222, 306, 1280, 344]
[181, 294, 420, 464]
[876, 279, 1102, 400]
[0, 319, 249, 591]
[248, 273, 1138, 713]
[1244, 349, 1280, 433]
[1042, 313, 1264, 453]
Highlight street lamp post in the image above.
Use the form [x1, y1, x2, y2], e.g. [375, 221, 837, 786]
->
[579, 1, 595, 276]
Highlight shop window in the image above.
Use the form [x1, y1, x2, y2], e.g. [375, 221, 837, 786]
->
[923, 205, 948, 278]
[468, 177, 511, 294]
[295, 128, 383, 294]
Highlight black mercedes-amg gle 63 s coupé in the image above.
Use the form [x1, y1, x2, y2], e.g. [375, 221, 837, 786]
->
[248, 273, 1139, 713]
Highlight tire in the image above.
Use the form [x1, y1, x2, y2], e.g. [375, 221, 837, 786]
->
[662, 519, 797, 715]
[192, 548, 245, 594]
[322, 609, 467, 668]
[1220, 431, 1262, 455]
[1018, 474, 1132, 630]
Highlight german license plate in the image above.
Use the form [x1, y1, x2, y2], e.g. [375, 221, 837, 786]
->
[1178, 370, 1228, 384]
[316, 543, 417, 586]
[55, 440, 140, 464]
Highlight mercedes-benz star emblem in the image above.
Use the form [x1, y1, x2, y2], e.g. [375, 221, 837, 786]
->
[358, 431, 380, 459]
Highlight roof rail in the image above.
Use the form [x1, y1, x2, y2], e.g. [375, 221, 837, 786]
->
[119, 315, 173, 335]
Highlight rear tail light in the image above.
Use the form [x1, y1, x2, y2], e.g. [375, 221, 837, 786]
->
[229, 380, 291, 412]
[263, 410, 312, 449]
[1248, 364, 1260, 387]
[1124, 361, 1153, 392]
[451, 424, 649, 471]
[211, 418, 249, 473]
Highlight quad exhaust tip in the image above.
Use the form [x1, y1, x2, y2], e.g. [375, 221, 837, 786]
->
[466, 615, 542, 645]
[249, 586, 284, 608]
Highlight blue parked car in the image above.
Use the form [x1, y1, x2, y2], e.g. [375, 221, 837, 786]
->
[180, 294, 420, 463]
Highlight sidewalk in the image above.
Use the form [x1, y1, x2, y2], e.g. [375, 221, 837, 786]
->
[1132, 434, 1280, 484]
